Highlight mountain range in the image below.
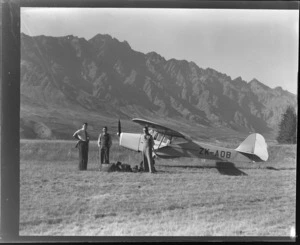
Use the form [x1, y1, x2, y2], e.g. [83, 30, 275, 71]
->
[20, 33, 297, 140]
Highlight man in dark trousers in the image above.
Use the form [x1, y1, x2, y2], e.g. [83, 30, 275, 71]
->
[141, 126, 155, 173]
[98, 126, 112, 166]
[73, 122, 90, 170]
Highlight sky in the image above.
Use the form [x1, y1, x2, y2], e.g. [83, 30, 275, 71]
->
[21, 8, 299, 94]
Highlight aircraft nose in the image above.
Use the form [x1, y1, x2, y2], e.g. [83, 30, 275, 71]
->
[119, 133, 142, 152]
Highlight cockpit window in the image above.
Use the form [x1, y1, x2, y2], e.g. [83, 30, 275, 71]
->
[150, 130, 173, 144]
[149, 129, 186, 144]
[163, 135, 172, 143]
[170, 136, 187, 144]
[151, 131, 158, 140]
[156, 133, 163, 141]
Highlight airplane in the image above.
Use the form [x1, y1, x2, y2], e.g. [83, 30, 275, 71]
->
[118, 118, 269, 164]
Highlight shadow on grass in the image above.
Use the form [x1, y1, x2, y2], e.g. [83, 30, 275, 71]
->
[160, 163, 247, 176]
[157, 165, 219, 175]
[158, 165, 215, 169]
[265, 166, 280, 171]
[216, 162, 247, 176]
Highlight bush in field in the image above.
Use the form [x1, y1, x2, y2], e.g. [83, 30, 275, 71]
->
[276, 106, 297, 144]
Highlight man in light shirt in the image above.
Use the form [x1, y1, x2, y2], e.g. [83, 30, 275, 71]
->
[73, 122, 90, 170]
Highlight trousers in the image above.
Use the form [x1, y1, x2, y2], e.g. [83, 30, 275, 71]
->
[78, 141, 88, 170]
[100, 147, 110, 164]
[142, 146, 155, 173]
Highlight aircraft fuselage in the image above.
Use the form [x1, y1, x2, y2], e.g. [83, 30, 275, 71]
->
[119, 133, 256, 163]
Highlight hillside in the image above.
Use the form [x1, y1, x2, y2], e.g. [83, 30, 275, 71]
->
[20, 33, 297, 140]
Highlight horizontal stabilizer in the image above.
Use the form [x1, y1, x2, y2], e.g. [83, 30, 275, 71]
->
[235, 133, 268, 162]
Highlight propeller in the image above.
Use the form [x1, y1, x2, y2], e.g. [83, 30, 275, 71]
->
[117, 119, 121, 136]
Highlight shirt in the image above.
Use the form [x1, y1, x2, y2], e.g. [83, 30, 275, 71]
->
[143, 134, 154, 149]
[98, 133, 112, 148]
[73, 128, 89, 142]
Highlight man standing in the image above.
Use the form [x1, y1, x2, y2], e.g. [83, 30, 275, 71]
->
[98, 126, 112, 166]
[142, 126, 155, 173]
[73, 122, 90, 170]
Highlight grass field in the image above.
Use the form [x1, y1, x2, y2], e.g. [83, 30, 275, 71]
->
[19, 139, 296, 237]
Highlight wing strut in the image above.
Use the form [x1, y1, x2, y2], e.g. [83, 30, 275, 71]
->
[157, 134, 165, 148]
[153, 134, 165, 158]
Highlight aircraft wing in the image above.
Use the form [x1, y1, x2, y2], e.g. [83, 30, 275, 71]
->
[132, 118, 188, 139]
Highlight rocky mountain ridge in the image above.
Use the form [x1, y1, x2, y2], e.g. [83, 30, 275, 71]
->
[20, 33, 297, 139]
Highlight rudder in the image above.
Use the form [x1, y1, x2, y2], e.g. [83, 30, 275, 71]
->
[235, 133, 268, 162]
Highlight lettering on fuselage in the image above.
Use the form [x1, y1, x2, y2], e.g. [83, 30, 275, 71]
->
[199, 147, 231, 159]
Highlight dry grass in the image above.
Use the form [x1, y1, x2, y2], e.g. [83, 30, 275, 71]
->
[19, 139, 296, 236]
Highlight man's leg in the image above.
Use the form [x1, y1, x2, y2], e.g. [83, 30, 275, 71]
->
[103, 148, 107, 163]
[78, 142, 84, 170]
[106, 148, 110, 164]
[143, 152, 149, 172]
[152, 159, 156, 172]
[98, 148, 101, 169]
[146, 148, 154, 173]
[101, 148, 104, 164]
[146, 155, 153, 173]
[83, 143, 88, 170]
[86, 143, 89, 169]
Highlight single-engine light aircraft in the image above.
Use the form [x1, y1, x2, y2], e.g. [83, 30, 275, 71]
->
[118, 118, 269, 163]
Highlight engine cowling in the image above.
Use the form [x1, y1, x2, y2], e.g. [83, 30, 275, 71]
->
[119, 133, 143, 152]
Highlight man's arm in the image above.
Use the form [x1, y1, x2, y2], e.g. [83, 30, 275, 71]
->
[73, 130, 80, 140]
[97, 134, 101, 147]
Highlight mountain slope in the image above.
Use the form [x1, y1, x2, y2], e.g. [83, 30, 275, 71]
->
[20, 33, 297, 139]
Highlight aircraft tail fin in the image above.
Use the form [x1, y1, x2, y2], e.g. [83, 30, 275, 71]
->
[235, 133, 269, 162]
